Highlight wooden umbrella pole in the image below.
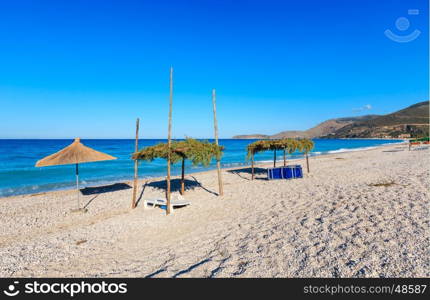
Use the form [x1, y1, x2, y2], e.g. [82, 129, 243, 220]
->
[251, 152, 255, 180]
[306, 153, 310, 173]
[181, 157, 185, 195]
[76, 163, 80, 209]
[273, 149, 277, 168]
[283, 149, 286, 166]
[212, 89, 224, 196]
[166, 67, 173, 215]
[132, 118, 140, 209]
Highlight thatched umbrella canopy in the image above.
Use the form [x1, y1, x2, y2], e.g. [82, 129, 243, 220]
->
[35, 138, 117, 209]
[133, 138, 223, 195]
[283, 138, 300, 166]
[246, 139, 288, 169]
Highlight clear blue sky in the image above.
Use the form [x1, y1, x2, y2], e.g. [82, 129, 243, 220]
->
[0, 0, 428, 139]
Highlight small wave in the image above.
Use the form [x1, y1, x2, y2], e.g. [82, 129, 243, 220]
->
[328, 146, 376, 154]
[258, 160, 275, 164]
[381, 141, 407, 146]
[222, 162, 249, 167]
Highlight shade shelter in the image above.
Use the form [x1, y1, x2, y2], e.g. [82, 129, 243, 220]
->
[35, 138, 117, 209]
[133, 138, 223, 196]
[247, 139, 290, 180]
[247, 138, 313, 179]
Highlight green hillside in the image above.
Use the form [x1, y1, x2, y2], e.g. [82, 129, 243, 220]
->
[328, 101, 429, 138]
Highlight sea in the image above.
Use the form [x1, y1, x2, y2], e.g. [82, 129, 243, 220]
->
[0, 139, 404, 197]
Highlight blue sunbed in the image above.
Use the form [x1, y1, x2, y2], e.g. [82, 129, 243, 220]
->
[283, 164, 303, 179]
[267, 165, 303, 180]
[267, 167, 283, 179]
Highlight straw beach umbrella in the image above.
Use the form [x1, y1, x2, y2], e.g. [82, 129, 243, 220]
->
[35, 138, 117, 209]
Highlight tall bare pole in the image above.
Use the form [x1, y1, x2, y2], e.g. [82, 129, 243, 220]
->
[166, 67, 173, 214]
[212, 89, 224, 196]
[131, 118, 140, 209]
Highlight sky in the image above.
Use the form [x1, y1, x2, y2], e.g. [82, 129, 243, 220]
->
[0, 0, 428, 139]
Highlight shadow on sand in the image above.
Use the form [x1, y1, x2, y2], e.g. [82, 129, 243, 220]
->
[80, 183, 132, 209]
[80, 183, 132, 195]
[227, 167, 267, 181]
[80, 183, 131, 209]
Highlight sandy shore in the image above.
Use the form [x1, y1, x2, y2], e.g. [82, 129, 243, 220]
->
[0, 143, 428, 278]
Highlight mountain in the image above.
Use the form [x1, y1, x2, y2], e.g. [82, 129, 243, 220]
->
[270, 115, 380, 139]
[232, 101, 429, 139]
[232, 115, 379, 139]
[327, 101, 429, 138]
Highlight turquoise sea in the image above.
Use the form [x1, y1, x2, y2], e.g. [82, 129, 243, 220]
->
[0, 139, 404, 197]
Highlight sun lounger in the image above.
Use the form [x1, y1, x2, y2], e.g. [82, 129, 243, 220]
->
[144, 195, 191, 208]
[267, 165, 303, 180]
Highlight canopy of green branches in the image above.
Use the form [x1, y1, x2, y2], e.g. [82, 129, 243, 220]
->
[132, 138, 224, 167]
[247, 138, 314, 158]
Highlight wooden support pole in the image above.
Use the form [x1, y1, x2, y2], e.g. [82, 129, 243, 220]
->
[306, 153, 310, 173]
[76, 163, 80, 209]
[251, 152, 255, 180]
[283, 149, 286, 166]
[131, 118, 140, 209]
[273, 149, 277, 168]
[212, 89, 224, 196]
[181, 157, 185, 195]
[166, 67, 173, 215]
